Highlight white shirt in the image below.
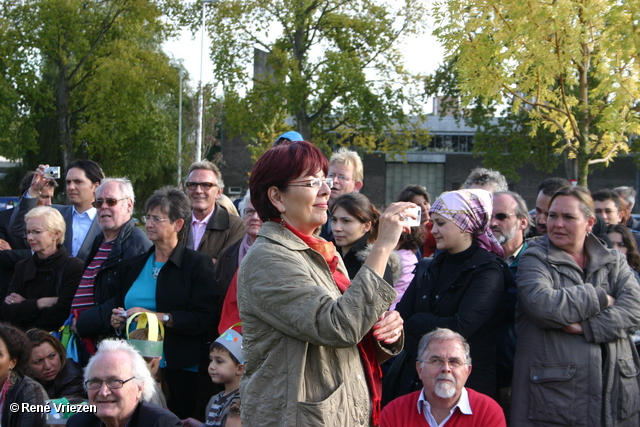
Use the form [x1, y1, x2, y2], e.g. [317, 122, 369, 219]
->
[71, 206, 97, 256]
[191, 209, 214, 250]
[417, 387, 472, 427]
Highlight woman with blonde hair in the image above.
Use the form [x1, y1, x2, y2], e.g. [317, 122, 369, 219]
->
[1, 206, 83, 331]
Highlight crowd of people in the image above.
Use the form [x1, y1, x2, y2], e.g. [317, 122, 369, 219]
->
[0, 133, 639, 426]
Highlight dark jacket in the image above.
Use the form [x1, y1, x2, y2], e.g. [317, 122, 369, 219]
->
[1, 247, 83, 331]
[10, 198, 101, 264]
[67, 400, 181, 427]
[40, 359, 86, 401]
[181, 203, 245, 261]
[1, 372, 47, 427]
[383, 241, 507, 403]
[75, 219, 152, 339]
[214, 237, 242, 295]
[339, 233, 397, 285]
[104, 244, 219, 370]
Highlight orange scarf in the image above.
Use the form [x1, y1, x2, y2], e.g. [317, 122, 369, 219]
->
[277, 220, 383, 426]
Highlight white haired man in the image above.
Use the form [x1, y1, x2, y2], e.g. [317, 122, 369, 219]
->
[67, 339, 181, 427]
[381, 328, 505, 427]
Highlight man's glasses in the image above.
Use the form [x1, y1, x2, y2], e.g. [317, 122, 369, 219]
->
[141, 215, 170, 224]
[85, 377, 136, 390]
[288, 177, 333, 189]
[92, 198, 127, 208]
[327, 173, 351, 182]
[492, 213, 514, 221]
[422, 357, 466, 369]
[185, 182, 218, 191]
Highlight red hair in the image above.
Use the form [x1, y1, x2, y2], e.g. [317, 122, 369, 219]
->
[250, 141, 329, 221]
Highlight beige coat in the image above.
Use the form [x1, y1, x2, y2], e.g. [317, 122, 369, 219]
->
[512, 234, 640, 426]
[237, 221, 401, 426]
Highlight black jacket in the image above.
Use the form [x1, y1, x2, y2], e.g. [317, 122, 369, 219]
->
[68, 400, 181, 427]
[338, 233, 395, 285]
[75, 219, 151, 339]
[1, 247, 83, 331]
[40, 359, 86, 401]
[383, 241, 507, 403]
[83, 244, 219, 371]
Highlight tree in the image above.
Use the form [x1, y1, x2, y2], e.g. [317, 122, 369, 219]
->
[189, 0, 430, 158]
[431, 0, 640, 186]
[0, 0, 186, 199]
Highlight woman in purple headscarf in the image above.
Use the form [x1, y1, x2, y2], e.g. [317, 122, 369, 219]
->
[383, 189, 509, 404]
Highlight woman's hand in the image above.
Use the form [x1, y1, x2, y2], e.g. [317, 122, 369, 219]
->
[373, 310, 404, 344]
[4, 293, 25, 305]
[376, 202, 416, 250]
[181, 417, 204, 427]
[562, 322, 584, 334]
[37, 297, 58, 309]
[607, 295, 616, 307]
[111, 307, 128, 329]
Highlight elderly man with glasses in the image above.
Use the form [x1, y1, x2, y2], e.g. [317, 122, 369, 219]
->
[381, 328, 505, 427]
[74, 178, 151, 341]
[67, 339, 181, 427]
[180, 161, 245, 265]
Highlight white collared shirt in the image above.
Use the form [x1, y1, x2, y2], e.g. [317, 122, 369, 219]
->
[506, 241, 526, 266]
[71, 206, 96, 256]
[191, 208, 214, 250]
[417, 387, 472, 427]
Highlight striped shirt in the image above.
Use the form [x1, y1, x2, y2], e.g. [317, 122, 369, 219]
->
[71, 240, 114, 314]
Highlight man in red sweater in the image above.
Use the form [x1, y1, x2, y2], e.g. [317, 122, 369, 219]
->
[381, 328, 506, 427]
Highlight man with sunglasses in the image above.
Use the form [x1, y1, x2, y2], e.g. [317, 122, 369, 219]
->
[10, 160, 104, 264]
[181, 161, 245, 264]
[489, 191, 529, 420]
[73, 178, 151, 338]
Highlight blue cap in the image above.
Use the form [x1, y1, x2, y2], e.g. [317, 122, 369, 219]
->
[274, 131, 304, 146]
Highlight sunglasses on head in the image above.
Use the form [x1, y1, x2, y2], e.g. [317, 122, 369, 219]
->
[92, 198, 126, 208]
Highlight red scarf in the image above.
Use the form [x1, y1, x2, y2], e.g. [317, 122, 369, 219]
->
[279, 220, 383, 426]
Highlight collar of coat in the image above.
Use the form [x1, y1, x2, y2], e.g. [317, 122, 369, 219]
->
[540, 234, 615, 274]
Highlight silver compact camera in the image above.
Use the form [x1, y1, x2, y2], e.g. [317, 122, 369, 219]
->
[43, 166, 61, 179]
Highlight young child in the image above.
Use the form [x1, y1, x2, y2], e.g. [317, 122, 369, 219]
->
[128, 328, 168, 408]
[182, 328, 245, 427]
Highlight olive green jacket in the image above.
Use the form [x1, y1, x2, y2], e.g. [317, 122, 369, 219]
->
[238, 221, 401, 426]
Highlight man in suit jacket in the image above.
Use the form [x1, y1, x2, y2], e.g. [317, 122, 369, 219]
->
[10, 160, 104, 263]
[180, 160, 245, 264]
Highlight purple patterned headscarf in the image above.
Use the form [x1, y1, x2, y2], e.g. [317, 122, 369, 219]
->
[429, 189, 504, 257]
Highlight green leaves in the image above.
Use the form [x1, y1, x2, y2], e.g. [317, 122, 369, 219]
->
[194, 0, 430, 158]
[433, 0, 640, 186]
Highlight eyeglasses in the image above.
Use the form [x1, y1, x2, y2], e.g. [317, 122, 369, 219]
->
[288, 177, 333, 189]
[243, 208, 258, 218]
[422, 357, 466, 369]
[327, 173, 351, 182]
[85, 377, 136, 390]
[492, 213, 515, 221]
[92, 198, 127, 208]
[25, 229, 45, 238]
[185, 182, 218, 191]
[141, 215, 171, 224]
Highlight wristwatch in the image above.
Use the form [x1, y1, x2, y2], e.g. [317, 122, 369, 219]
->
[163, 314, 170, 324]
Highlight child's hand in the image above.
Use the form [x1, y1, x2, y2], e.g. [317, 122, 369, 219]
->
[181, 417, 204, 427]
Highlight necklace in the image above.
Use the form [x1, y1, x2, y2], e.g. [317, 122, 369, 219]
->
[152, 254, 161, 279]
